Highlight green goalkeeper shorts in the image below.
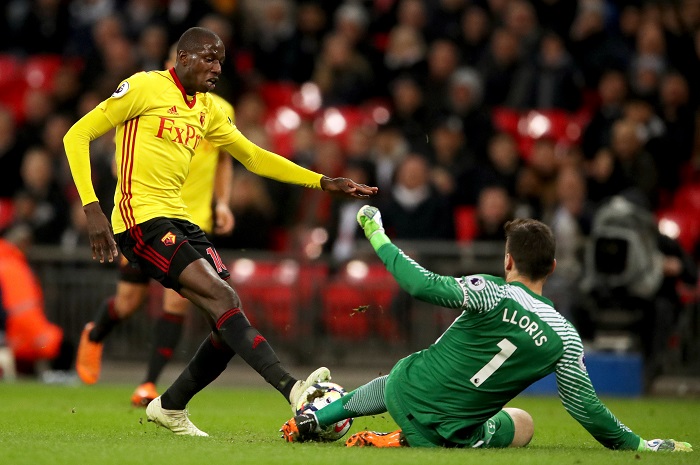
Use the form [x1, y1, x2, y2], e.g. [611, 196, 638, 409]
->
[385, 375, 515, 448]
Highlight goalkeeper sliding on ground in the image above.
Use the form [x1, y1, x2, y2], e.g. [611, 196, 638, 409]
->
[281, 206, 692, 452]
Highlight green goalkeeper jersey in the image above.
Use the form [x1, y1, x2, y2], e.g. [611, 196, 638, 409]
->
[378, 243, 642, 450]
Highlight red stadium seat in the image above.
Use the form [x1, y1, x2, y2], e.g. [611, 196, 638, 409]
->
[258, 81, 299, 111]
[23, 54, 63, 91]
[672, 183, 700, 213]
[454, 205, 478, 243]
[657, 209, 700, 255]
[0, 198, 15, 231]
[0, 54, 22, 88]
[321, 282, 371, 340]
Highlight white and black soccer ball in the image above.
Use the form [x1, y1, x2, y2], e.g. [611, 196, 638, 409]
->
[294, 381, 353, 441]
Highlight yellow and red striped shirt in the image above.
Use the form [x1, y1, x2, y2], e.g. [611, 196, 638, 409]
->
[64, 68, 323, 234]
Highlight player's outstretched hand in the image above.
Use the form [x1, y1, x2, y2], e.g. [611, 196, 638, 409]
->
[642, 439, 693, 452]
[356, 205, 384, 239]
[83, 201, 118, 263]
[356, 205, 391, 251]
[321, 176, 378, 199]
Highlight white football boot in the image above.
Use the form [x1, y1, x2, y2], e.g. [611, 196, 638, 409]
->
[146, 396, 209, 437]
[288, 367, 332, 414]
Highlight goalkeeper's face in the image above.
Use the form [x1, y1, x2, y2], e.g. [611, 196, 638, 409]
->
[179, 38, 225, 94]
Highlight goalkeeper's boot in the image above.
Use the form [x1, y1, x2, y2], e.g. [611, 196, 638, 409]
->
[131, 382, 159, 407]
[345, 429, 407, 448]
[76, 322, 103, 385]
[146, 396, 209, 437]
[645, 439, 693, 452]
[288, 367, 331, 414]
[280, 413, 320, 442]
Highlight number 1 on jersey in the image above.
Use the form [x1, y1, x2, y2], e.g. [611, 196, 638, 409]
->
[470, 338, 517, 387]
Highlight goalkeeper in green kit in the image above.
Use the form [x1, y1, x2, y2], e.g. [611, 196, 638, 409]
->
[281, 206, 693, 452]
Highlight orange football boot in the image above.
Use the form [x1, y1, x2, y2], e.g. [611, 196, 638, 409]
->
[345, 429, 407, 448]
[131, 382, 159, 407]
[75, 322, 103, 385]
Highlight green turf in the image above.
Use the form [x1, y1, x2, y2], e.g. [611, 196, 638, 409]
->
[0, 382, 697, 465]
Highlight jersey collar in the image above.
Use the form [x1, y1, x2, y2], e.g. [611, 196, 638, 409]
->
[509, 281, 554, 307]
[169, 68, 197, 109]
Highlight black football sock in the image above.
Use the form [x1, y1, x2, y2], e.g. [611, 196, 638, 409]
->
[89, 297, 120, 342]
[143, 312, 184, 384]
[160, 333, 234, 410]
[216, 308, 297, 400]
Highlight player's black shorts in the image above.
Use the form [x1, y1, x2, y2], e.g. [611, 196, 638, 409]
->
[115, 217, 230, 292]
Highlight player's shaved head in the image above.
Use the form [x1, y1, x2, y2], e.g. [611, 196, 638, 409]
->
[177, 27, 221, 53]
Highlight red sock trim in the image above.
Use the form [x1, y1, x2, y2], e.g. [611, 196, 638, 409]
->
[107, 297, 119, 321]
[216, 307, 241, 330]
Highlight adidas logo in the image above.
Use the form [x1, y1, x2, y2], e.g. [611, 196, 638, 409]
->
[167, 105, 178, 115]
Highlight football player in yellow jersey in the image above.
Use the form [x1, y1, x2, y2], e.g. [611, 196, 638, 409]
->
[74, 45, 236, 407]
[64, 27, 377, 436]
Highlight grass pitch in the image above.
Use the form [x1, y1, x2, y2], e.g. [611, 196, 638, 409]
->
[0, 382, 697, 465]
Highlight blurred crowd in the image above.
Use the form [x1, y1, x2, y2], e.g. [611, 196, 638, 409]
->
[2, 0, 700, 383]
[1, 0, 700, 268]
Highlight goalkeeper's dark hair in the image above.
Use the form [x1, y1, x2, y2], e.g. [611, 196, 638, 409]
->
[177, 27, 221, 53]
[504, 219, 556, 281]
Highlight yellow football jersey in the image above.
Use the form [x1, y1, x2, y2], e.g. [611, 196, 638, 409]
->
[181, 93, 235, 233]
[65, 68, 323, 235]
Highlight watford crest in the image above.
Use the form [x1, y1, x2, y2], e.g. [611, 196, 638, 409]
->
[161, 231, 176, 246]
[200, 112, 206, 127]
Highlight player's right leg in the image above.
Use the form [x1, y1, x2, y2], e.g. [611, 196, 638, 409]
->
[76, 258, 148, 385]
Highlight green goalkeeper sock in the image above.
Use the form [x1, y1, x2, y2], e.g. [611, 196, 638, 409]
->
[315, 375, 388, 427]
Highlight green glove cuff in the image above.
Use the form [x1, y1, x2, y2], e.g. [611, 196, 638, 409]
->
[638, 438, 647, 452]
[368, 231, 391, 251]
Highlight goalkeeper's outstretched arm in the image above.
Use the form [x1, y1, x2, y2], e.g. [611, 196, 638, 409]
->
[356, 205, 465, 308]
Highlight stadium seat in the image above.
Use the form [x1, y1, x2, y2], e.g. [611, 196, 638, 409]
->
[453, 205, 478, 243]
[228, 259, 300, 338]
[258, 81, 299, 112]
[321, 282, 371, 340]
[0, 54, 22, 88]
[657, 209, 700, 255]
[0, 198, 15, 231]
[672, 183, 700, 213]
[23, 54, 63, 91]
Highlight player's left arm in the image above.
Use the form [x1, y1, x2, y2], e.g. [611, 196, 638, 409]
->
[213, 150, 235, 235]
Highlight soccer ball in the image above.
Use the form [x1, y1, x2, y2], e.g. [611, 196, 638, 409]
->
[294, 381, 354, 441]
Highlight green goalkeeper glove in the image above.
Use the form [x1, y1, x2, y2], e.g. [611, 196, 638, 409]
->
[639, 439, 693, 452]
[356, 205, 391, 251]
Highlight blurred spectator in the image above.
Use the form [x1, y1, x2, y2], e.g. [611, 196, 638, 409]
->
[468, 131, 524, 202]
[457, 5, 491, 66]
[427, 115, 474, 205]
[8, 0, 71, 54]
[474, 185, 512, 242]
[312, 32, 374, 106]
[507, 31, 585, 112]
[387, 75, 430, 154]
[285, 1, 328, 83]
[654, 72, 696, 191]
[439, 67, 493, 161]
[581, 69, 628, 159]
[381, 25, 428, 93]
[214, 171, 274, 251]
[426, 0, 468, 42]
[0, 107, 27, 198]
[136, 23, 169, 71]
[502, 0, 542, 62]
[569, 0, 631, 87]
[13, 147, 69, 245]
[543, 166, 594, 320]
[370, 121, 409, 195]
[608, 118, 659, 206]
[327, 158, 377, 265]
[422, 39, 460, 118]
[477, 27, 522, 108]
[60, 198, 90, 251]
[249, 0, 297, 82]
[379, 154, 454, 240]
